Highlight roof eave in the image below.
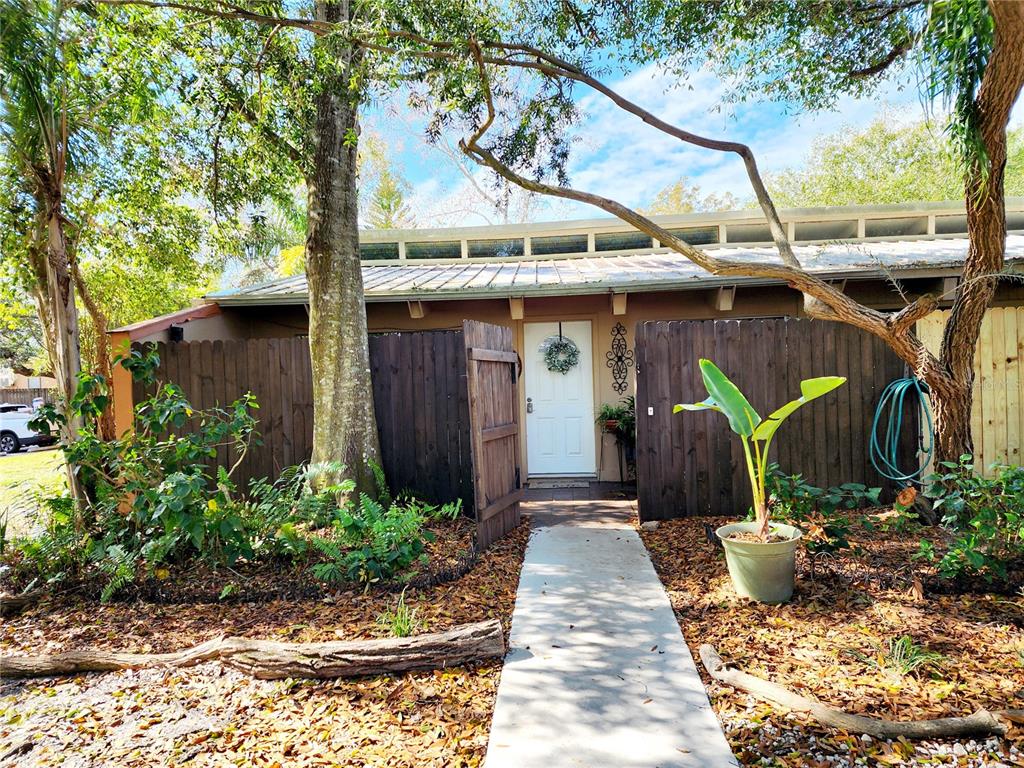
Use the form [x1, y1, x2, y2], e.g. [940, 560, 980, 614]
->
[210, 262, 991, 307]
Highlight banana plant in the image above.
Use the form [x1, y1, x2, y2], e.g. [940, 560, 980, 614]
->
[673, 359, 845, 538]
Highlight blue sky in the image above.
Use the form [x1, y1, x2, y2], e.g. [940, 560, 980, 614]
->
[364, 62, 1007, 227]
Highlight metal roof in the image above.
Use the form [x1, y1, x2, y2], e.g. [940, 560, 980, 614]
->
[209, 235, 1024, 306]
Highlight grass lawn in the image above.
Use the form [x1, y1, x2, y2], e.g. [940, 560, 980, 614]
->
[0, 449, 65, 535]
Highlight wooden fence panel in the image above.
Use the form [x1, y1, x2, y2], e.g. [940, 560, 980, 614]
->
[0, 388, 53, 406]
[635, 318, 915, 521]
[131, 333, 474, 507]
[918, 307, 1024, 472]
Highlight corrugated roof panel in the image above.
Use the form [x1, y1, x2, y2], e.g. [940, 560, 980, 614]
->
[207, 236, 1024, 304]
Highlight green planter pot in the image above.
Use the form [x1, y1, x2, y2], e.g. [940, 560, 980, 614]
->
[715, 521, 803, 604]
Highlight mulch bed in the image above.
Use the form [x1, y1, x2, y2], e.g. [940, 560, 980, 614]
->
[0, 518, 530, 768]
[640, 513, 1024, 767]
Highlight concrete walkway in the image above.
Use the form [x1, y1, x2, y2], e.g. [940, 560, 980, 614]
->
[485, 499, 738, 768]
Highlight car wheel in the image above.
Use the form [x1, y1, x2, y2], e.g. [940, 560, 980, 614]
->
[0, 432, 19, 454]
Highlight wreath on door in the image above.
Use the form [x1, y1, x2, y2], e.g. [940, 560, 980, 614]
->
[541, 334, 580, 374]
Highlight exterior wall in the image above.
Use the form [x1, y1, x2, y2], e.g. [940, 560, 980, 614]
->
[118, 278, 1024, 482]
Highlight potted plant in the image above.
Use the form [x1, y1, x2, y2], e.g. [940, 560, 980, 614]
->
[674, 359, 845, 603]
[596, 401, 626, 434]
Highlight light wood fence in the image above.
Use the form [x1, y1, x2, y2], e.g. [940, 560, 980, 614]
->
[918, 307, 1024, 471]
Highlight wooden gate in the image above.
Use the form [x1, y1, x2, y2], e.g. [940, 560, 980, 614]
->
[463, 320, 523, 549]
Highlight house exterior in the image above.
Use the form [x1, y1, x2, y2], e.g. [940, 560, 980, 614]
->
[109, 200, 1024, 482]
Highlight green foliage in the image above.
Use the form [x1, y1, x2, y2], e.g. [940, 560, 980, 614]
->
[376, 588, 423, 638]
[596, 397, 636, 443]
[311, 494, 432, 586]
[846, 636, 944, 679]
[642, 177, 742, 215]
[675, 360, 845, 529]
[766, 466, 881, 554]
[367, 165, 416, 230]
[370, 460, 392, 510]
[921, 0, 995, 187]
[767, 118, 1024, 208]
[9, 348, 260, 598]
[916, 457, 1024, 581]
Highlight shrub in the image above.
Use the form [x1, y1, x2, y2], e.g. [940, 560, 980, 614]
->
[917, 457, 1024, 582]
[9, 347, 261, 599]
[767, 465, 881, 554]
[310, 494, 432, 585]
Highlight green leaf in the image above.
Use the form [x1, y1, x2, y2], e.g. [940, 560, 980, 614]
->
[673, 397, 721, 414]
[695, 359, 761, 436]
[751, 376, 846, 442]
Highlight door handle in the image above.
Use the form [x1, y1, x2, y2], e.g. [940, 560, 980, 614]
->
[526, 397, 533, 414]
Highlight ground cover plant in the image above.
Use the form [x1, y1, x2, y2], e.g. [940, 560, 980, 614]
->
[641, 510, 1024, 766]
[0, 350, 476, 604]
[0, 522, 529, 767]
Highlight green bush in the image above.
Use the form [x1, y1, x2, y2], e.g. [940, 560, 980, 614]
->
[9, 347, 261, 599]
[766, 465, 881, 554]
[917, 457, 1024, 582]
[310, 494, 432, 585]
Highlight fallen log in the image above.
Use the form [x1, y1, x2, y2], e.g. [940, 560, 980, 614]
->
[0, 588, 46, 617]
[699, 644, 1024, 740]
[1, 619, 505, 680]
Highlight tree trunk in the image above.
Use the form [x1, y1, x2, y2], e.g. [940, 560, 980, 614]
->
[305, 0, 381, 495]
[43, 205, 88, 511]
[932, 1, 1024, 464]
[70, 255, 115, 441]
[0, 619, 505, 680]
[930, 382, 974, 465]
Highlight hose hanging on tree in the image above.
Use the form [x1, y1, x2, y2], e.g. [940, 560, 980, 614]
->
[870, 378, 934, 483]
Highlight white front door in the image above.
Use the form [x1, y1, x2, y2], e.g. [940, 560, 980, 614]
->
[524, 320, 596, 475]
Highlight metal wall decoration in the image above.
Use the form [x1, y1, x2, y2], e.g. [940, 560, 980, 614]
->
[606, 322, 634, 394]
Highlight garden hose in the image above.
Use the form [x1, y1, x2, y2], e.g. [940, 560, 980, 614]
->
[870, 377, 934, 483]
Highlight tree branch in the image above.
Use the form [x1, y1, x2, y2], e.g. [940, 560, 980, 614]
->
[94, 0, 327, 34]
[847, 36, 914, 80]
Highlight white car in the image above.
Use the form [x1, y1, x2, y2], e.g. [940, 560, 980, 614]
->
[0, 403, 56, 454]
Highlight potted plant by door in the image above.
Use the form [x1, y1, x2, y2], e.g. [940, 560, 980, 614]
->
[674, 360, 845, 603]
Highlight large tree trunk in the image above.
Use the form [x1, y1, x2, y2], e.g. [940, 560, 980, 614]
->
[70, 255, 115, 441]
[927, 1, 1024, 464]
[305, 0, 381, 494]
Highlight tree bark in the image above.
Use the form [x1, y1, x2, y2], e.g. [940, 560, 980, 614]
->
[305, 0, 381, 495]
[42, 200, 88, 512]
[930, 0, 1024, 463]
[699, 644, 1021, 740]
[70, 255, 115, 441]
[0, 619, 505, 680]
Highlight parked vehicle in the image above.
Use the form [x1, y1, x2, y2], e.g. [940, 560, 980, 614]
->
[0, 402, 56, 454]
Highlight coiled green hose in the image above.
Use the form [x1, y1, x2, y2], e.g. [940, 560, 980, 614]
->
[870, 378, 934, 483]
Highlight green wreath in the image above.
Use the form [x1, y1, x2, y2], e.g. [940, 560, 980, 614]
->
[543, 337, 580, 374]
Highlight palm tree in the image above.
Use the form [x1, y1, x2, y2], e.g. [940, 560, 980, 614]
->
[1, 0, 99, 511]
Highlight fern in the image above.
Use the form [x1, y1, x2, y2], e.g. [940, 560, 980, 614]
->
[97, 545, 136, 603]
[370, 460, 392, 509]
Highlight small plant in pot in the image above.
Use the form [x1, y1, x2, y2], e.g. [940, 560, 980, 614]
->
[674, 359, 845, 603]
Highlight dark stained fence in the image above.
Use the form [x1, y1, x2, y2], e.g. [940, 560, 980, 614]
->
[131, 332, 474, 508]
[463, 320, 523, 549]
[634, 318, 918, 521]
[0, 388, 53, 406]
